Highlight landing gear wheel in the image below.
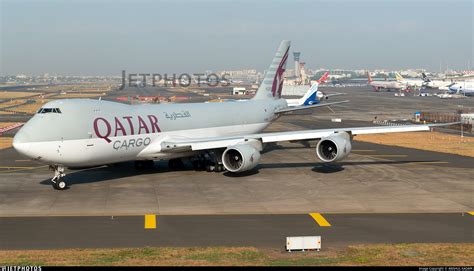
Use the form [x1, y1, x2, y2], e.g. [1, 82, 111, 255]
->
[54, 179, 67, 190]
[206, 164, 215, 172]
[217, 164, 225, 172]
[50, 165, 67, 190]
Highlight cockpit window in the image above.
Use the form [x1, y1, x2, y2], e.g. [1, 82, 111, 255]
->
[37, 108, 62, 114]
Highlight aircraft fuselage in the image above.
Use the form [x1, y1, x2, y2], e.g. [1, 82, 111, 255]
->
[13, 98, 287, 167]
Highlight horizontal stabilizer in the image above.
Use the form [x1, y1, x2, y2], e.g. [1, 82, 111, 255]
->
[275, 100, 349, 114]
[324, 93, 346, 98]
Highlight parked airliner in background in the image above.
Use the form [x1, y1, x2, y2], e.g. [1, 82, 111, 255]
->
[286, 83, 322, 107]
[13, 40, 455, 190]
[448, 81, 474, 96]
[394, 72, 423, 89]
[367, 72, 403, 91]
[421, 73, 454, 89]
[285, 72, 335, 106]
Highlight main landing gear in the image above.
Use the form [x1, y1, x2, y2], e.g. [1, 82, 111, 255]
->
[50, 165, 67, 190]
[165, 152, 226, 172]
[191, 151, 225, 173]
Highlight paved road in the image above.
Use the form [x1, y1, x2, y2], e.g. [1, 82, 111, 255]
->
[0, 118, 472, 216]
[0, 213, 472, 249]
[0, 86, 473, 250]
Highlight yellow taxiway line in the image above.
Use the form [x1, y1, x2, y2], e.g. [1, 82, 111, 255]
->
[309, 213, 331, 227]
[144, 214, 157, 229]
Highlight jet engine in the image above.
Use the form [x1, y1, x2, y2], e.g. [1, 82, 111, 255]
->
[316, 132, 352, 162]
[222, 144, 261, 173]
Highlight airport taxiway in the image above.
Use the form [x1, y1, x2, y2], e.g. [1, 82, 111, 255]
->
[1, 213, 472, 249]
[0, 118, 472, 217]
[0, 86, 473, 249]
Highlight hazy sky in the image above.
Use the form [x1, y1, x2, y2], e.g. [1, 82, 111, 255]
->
[1, 0, 473, 75]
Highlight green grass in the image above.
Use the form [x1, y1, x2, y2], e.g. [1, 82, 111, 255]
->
[0, 243, 472, 266]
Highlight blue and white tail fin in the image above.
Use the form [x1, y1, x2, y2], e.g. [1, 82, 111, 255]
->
[298, 83, 320, 105]
[253, 40, 290, 100]
[293, 71, 329, 106]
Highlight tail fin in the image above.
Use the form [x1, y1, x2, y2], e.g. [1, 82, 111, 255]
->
[395, 72, 404, 81]
[253, 40, 290, 100]
[316, 71, 329, 84]
[367, 71, 373, 83]
[298, 83, 320, 105]
[422, 72, 431, 82]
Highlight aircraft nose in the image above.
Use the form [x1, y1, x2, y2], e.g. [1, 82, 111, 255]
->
[13, 128, 32, 156]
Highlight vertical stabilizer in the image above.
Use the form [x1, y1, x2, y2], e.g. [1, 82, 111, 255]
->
[298, 83, 320, 105]
[422, 72, 431, 82]
[367, 72, 373, 83]
[253, 40, 291, 100]
[316, 71, 329, 83]
[395, 72, 404, 81]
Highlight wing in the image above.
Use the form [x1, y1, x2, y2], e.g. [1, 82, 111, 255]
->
[137, 122, 458, 158]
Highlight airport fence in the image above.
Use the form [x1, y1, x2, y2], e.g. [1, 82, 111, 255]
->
[373, 111, 473, 133]
[419, 111, 472, 133]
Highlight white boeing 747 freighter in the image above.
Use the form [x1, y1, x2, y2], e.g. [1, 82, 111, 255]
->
[13, 41, 454, 190]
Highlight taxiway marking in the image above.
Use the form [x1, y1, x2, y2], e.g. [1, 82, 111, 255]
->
[144, 214, 157, 229]
[366, 155, 408, 157]
[0, 165, 48, 173]
[0, 166, 35, 169]
[409, 161, 449, 164]
[309, 213, 331, 227]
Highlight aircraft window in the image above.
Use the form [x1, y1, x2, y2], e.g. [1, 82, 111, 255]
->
[37, 108, 62, 114]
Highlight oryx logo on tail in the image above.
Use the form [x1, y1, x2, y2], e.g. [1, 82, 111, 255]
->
[271, 47, 289, 98]
[253, 40, 291, 100]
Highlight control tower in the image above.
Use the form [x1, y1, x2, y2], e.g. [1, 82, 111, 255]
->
[293, 52, 301, 78]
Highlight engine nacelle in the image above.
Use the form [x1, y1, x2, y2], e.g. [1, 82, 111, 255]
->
[222, 144, 261, 173]
[316, 132, 352, 162]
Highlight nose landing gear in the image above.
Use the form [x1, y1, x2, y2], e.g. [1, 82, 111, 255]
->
[50, 165, 67, 190]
